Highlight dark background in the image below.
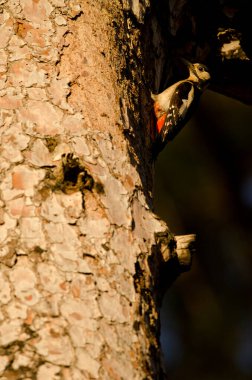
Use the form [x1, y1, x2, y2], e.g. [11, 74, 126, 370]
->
[155, 90, 252, 380]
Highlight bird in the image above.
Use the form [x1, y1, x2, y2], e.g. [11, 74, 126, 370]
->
[150, 60, 211, 158]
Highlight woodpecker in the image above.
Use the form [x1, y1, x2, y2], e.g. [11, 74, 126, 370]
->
[151, 60, 210, 157]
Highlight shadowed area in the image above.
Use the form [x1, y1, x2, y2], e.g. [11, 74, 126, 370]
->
[155, 90, 252, 380]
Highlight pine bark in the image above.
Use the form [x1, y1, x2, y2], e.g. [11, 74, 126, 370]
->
[0, 1, 193, 379]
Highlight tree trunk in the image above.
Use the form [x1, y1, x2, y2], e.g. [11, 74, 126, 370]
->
[0, 1, 193, 379]
[1, 0, 250, 378]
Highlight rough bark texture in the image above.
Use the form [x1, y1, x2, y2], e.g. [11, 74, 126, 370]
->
[0, 1, 193, 379]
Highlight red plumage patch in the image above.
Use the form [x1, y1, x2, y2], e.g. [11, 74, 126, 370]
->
[156, 114, 166, 133]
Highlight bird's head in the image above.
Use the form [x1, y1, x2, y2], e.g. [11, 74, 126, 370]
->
[182, 59, 211, 90]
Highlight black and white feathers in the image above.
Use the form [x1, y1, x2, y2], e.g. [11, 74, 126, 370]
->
[151, 62, 210, 157]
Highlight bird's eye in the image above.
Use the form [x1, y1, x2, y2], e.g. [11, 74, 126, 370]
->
[198, 66, 204, 72]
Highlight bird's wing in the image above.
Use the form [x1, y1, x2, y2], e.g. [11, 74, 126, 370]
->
[160, 81, 194, 142]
